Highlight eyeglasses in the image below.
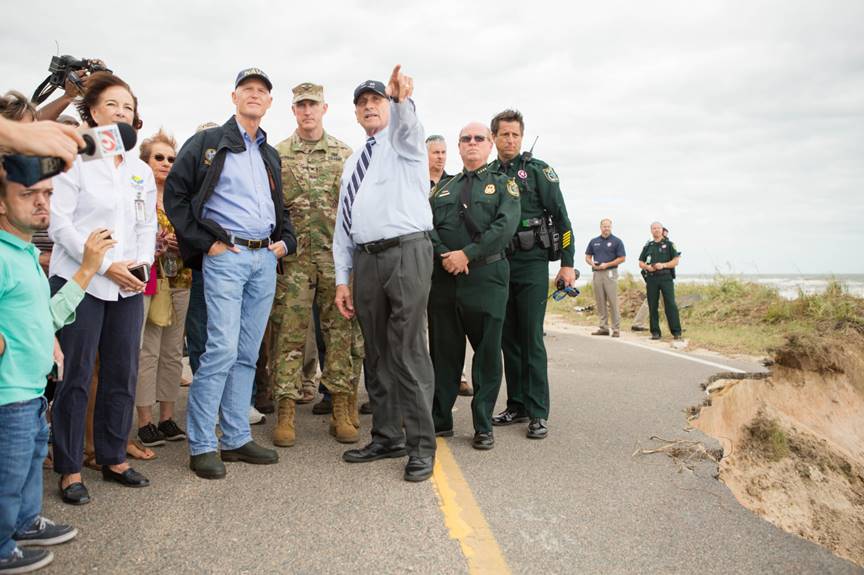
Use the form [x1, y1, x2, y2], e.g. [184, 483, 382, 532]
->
[153, 154, 176, 163]
[459, 135, 487, 143]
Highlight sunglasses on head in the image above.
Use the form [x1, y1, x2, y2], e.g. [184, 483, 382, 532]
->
[153, 153, 175, 163]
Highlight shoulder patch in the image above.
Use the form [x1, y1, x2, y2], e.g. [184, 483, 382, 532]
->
[203, 148, 217, 166]
[543, 166, 559, 183]
[484, 184, 496, 195]
[507, 178, 520, 198]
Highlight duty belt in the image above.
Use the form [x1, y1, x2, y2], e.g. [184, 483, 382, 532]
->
[231, 235, 271, 249]
[356, 231, 428, 255]
[647, 269, 672, 277]
[470, 252, 505, 268]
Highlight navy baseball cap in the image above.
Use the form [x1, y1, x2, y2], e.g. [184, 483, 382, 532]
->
[235, 68, 273, 91]
[353, 80, 387, 104]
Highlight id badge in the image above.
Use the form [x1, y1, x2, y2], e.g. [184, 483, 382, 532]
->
[135, 199, 146, 223]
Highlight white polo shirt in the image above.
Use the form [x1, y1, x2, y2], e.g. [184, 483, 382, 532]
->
[49, 155, 157, 301]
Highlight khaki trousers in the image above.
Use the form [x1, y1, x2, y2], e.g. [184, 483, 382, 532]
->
[592, 268, 621, 331]
[136, 288, 191, 407]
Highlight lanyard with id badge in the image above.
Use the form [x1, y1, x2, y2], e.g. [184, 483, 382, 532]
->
[131, 174, 146, 223]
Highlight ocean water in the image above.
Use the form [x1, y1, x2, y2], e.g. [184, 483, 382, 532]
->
[676, 274, 864, 300]
[569, 273, 864, 299]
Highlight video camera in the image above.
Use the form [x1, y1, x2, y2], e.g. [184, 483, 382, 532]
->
[32, 55, 111, 104]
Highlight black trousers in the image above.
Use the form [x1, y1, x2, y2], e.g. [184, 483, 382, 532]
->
[353, 235, 436, 458]
[49, 277, 144, 473]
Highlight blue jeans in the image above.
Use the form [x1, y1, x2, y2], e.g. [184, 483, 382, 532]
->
[187, 247, 276, 455]
[186, 269, 207, 375]
[0, 397, 48, 558]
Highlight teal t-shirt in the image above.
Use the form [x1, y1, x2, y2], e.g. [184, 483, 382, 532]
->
[0, 230, 84, 406]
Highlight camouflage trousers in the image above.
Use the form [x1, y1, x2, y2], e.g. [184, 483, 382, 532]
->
[270, 256, 363, 401]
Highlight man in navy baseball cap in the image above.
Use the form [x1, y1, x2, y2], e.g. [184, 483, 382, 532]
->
[235, 68, 273, 91]
[352, 80, 386, 104]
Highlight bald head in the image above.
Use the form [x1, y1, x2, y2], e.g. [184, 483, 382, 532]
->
[458, 122, 493, 171]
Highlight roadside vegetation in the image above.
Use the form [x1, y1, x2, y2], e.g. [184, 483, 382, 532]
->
[548, 274, 864, 356]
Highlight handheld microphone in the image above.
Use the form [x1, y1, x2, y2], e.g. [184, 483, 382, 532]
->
[2, 123, 137, 187]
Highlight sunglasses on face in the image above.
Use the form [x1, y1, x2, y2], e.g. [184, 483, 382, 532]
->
[459, 135, 487, 143]
[153, 154, 176, 163]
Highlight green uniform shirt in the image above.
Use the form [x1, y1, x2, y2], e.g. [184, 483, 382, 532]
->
[429, 165, 521, 262]
[639, 239, 681, 268]
[275, 131, 352, 258]
[0, 230, 85, 406]
[488, 152, 575, 267]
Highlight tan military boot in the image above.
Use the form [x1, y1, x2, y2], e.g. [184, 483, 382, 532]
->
[272, 398, 296, 447]
[329, 393, 359, 444]
[347, 388, 360, 429]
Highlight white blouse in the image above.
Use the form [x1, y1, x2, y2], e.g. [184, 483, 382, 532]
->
[49, 154, 157, 301]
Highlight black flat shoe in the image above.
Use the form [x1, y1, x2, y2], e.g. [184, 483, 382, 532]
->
[527, 418, 548, 440]
[472, 432, 495, 450]
[492, 408, 529, 426]
[59, 479, 90, 505]
[404, 456, 435, 482]
[342, 442, 407, 463]
[101, 466, 150, 487]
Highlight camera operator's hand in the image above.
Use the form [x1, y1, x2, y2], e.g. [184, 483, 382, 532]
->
[0, 332, 5, 357]
[105, 260, 146, 292]
[0, 117, 84, 169]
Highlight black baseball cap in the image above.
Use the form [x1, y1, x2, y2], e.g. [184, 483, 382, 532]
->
[353, 80, 386, 104]
[235, 68, 273, 91]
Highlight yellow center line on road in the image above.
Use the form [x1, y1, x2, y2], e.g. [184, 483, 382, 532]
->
[431, 438, 512, 575]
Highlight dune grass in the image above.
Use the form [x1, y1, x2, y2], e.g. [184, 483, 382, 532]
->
[548, 274, 864, 356]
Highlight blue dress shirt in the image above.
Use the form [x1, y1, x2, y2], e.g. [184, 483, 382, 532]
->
[202, 122, 276, 240]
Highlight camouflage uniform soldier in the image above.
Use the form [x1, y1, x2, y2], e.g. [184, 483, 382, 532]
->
[271, 83, 362, 446]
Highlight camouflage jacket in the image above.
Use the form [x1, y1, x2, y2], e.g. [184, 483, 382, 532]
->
[275, 131, 352, 257]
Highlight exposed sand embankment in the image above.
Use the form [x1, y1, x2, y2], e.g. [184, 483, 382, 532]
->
[694, 333, 864, 566]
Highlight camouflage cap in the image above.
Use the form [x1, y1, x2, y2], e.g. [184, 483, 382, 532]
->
[292, 83, 324, 104]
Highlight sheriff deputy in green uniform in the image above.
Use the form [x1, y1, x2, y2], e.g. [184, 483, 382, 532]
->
[638, 221, 682, 340]
[428, 122, 520, 450]
[488, 109, 575, 440]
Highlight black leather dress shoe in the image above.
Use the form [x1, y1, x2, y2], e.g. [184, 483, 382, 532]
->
[404, 456, 434, 482]
[190, 452, 226, 479]
[472, 432, 495, 450]
[434, 429, 454, 437]
[59, 480, 90, 505]
[492, 408, 529, 426]
[359, 401, 373, 415]
[221, 441, 279, 464]
[342, 442, 407, 463]
[527, 418, 548, 440]
[101, 466, 150, 487]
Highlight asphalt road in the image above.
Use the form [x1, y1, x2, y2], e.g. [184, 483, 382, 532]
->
[39, 323, 863, 574]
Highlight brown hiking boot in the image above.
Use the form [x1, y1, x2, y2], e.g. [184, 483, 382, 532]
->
[347, 388, 360, 429]
[272, 399, 296, 447]
[330, 393, 359, 444]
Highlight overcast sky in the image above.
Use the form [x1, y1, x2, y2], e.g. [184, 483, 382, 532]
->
[3, 0, 862, 274]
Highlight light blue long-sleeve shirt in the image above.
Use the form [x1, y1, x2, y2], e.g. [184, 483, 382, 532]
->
[202, 122, 276, 240]
[0, 230, 85, 406]
[332, 100, 433, 286]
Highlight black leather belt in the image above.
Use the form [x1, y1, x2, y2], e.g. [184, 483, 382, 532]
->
[356, 231, 428, 255]
[232, 235, 271, 249]
[471, 252, 505, 268]
[647, 269, 672, 277]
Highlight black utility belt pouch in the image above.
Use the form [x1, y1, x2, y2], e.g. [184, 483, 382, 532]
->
[516, 230, 536, 251]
